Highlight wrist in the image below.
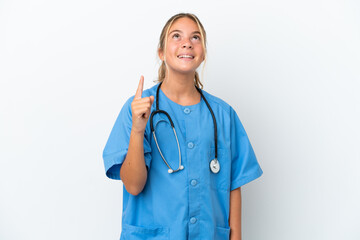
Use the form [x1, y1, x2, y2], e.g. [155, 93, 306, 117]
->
[131, 128, 145, 136]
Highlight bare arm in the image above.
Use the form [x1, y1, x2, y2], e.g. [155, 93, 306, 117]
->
[120, 76, 154, 196]
[229, 187, 242, 240]
[120, 129, 148, 195]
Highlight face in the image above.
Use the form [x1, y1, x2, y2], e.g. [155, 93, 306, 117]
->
[159, 17, 205, 76]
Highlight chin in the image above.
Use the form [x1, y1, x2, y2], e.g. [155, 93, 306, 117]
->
[176, 69, 197, 75]
[178, 65, 200, 73]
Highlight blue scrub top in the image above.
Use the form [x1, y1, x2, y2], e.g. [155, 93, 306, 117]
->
[103, 83, 263, 240]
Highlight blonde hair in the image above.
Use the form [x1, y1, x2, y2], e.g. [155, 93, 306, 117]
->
[156, 13, 207, 89]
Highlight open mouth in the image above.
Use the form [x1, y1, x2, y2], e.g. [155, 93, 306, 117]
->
[177, 54, 194, 59]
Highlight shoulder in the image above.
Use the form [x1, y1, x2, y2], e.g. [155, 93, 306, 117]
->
[201, 89, 249, 138]
[200, 88, 236, 117]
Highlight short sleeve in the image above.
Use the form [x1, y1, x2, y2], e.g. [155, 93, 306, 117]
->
[102, 97, 152, 180]
[230, 106, 263, 191]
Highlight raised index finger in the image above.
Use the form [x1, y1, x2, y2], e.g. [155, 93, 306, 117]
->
[134, 75, 144, 99]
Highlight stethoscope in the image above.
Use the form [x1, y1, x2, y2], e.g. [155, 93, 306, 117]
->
[150, 82, 220, 174]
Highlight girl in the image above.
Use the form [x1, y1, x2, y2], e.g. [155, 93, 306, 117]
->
[103, 13, 263, 240]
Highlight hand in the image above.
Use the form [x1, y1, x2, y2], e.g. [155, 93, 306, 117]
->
[131, 76, 155, 134]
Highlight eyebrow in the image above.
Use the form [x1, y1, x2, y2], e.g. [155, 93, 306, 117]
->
[169, 30, 201, 35]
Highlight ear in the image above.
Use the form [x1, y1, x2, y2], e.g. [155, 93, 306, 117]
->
[158, 48, 164, 61]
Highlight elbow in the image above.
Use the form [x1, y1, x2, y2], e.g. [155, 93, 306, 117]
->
[121, 171, 147, 196]
[125, 184, 144, 196]
[120, 164, 147, 196]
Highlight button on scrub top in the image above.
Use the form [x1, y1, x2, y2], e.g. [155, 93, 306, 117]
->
[102, 83, 263, 240]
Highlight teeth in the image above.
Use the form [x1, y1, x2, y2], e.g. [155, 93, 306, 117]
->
[178, 55, 194, 59]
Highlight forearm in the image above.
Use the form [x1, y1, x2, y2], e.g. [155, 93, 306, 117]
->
[120, 129, 148, 195]
[229, 187, 242, 240]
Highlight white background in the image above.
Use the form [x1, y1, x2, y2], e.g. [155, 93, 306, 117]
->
[1, 0, 359, 239]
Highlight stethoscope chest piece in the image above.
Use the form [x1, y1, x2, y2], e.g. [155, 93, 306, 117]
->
[210, 159, 220, 174]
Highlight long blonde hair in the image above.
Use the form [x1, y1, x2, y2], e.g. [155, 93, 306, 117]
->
[156, 13, 207, 89]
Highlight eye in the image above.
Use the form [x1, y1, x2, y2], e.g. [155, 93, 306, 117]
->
[192, 35, 200, 40]
[172, 33, 180, 39]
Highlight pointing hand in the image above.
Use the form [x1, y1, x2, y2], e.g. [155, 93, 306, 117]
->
[131, 76, 155, 133]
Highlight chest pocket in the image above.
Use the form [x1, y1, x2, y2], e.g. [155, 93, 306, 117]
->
[121, 223, 169, 240]
[208, 147, 231, 192]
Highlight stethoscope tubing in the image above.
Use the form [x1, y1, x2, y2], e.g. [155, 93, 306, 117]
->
[150, 81, 218, 173]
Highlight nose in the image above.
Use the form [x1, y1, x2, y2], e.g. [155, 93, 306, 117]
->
[182, 40, 193, 49]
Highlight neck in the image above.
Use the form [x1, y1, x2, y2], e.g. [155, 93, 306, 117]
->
[161, 72, 197, 98]
[160, 71, 201, 105]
